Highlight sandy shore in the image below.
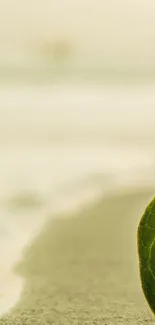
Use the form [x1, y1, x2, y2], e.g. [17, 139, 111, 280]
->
[0, 187, 154, 324]
[0, 183, 105, 316]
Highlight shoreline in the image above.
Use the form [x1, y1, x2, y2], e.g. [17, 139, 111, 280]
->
[0, 183, 109, 316]
[0, 185, 154, 324]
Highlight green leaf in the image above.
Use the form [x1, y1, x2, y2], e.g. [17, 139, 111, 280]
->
[137, 197, 155, 313]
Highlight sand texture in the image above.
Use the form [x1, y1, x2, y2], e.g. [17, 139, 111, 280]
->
[1, 189, 155, 324]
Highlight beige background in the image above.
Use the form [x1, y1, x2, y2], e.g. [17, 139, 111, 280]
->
[0, 0, 154, 67]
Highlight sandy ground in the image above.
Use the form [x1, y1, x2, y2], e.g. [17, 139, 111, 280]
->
[0, 184, 105, 316]
[0, 188, 155, 324]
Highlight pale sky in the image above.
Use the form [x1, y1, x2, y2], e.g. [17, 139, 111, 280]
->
[0, 0, 155, 66]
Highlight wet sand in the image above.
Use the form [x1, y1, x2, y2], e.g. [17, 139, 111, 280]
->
[1, 188, 155, 324]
